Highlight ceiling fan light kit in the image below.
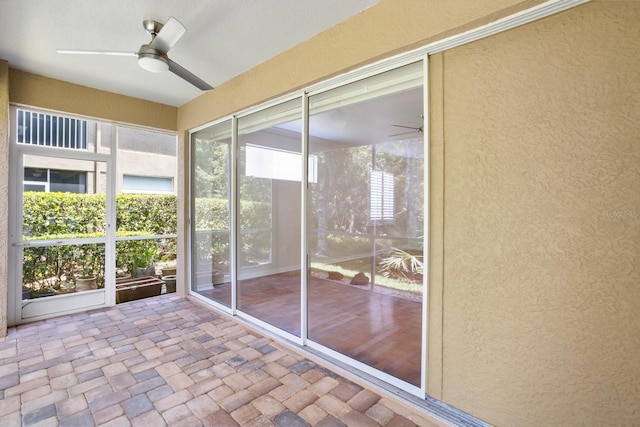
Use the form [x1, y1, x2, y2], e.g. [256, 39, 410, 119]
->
[57, 16, 212, 91]
[137, 45, 169, 72]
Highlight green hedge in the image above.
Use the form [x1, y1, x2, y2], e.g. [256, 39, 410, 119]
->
[116, 194, 177, 235]
[193, 197, 271, 265]
[193, 197, 271, 230]
[22, 192, 177, 291]
[22, 192, 270, 290]
[23, 192, 178, 237]
[23, 192, 106, 237]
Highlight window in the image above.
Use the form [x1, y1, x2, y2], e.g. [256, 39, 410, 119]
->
[122, 175, 174, 194]
[245, 144, 318, 183]
[17, 109, 87, 149]
[24, 168, 87, 193]
[370, 169, 394, 222]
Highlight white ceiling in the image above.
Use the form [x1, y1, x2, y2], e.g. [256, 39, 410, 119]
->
[0, 0, 379, 107]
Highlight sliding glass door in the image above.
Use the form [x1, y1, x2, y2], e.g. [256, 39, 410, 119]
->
[237, 99, 302, 336]
[191, 120, 232, 307]
[307, 62, 424, 386]
[189, 61, 425, 393]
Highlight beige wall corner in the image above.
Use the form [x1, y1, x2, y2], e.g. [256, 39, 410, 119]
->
[9, 69, 177, 131]
[0, 60, 9, 337]
[440, 2, 640, 426]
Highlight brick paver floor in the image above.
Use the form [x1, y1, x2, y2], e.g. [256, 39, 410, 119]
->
[0, 294, 448, 426]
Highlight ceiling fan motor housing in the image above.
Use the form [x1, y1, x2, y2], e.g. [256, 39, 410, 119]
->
[143, 19, 164, 37]
[137, 44, 169, 72]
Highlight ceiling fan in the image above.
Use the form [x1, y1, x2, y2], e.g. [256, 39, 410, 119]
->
[57, 17, 213, 91]
[389, 114, 424, 137]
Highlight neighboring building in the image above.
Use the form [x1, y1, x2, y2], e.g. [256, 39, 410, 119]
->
[18, 108, 177, 196]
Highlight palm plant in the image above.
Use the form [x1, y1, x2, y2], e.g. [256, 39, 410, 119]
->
[380, 247, 423, 278]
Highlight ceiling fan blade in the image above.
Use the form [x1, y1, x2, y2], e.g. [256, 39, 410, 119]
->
[168, 59, 213, 91]
[388, 131, 415, 137]
[151, 17, 186, 53]
[390, 124, 419, 130]
[57, 49, 137, 56]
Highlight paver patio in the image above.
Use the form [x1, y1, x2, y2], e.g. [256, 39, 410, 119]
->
[0, 294, 448, 426]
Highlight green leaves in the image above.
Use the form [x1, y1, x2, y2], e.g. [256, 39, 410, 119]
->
[23, 192, 178, 237]
[22, 192, 178, 291]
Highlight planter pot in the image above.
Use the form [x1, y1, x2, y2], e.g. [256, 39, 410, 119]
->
[31, 290, 55, 299]
[134, 266, 155, 278]
[161, 267, 177, 277]
[161, 275, 177, 293]
[116, 277, 163, 303]
[75, 276, 97, 291]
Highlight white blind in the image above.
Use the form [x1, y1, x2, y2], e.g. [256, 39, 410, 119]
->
[370, 169, 394, 221]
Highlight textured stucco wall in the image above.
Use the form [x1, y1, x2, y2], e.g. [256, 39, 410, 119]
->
[0, 61, 8, 337]
[437, 2, 640, 425]
[9, 70, 177, 131]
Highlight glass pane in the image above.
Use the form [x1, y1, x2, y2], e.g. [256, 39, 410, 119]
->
[238, 99, 302, 335]
[22, 243, 105, 299]
[21, 155, 108, 301]
[14, 110, 113, 308]
[191, 120, 232, 307]
[22, 156, 107, 239]
[115, 237, 176, 303]
[115, 126, 177, 284]
[308, 64, 424, 386]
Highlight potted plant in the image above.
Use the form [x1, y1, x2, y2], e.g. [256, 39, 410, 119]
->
[132, 240, 158, 278]
[161, 274, 177, 293]
[75, 270, 97, 291]
[30, 285, 56, 299]
[74, 244, 100, 291]
[160, 253, 177, 276]
[56, 282, 76, 295]
[75, 253, 98, 292]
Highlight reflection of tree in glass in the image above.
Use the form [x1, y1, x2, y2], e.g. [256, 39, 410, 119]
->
[311, 137, 423, 259]
[193, 139, 230, 199]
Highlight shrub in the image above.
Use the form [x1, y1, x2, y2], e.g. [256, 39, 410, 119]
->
[22, 192, 271, 288]
[193, 197, 270, 263]
[22, 192, 177, 290]
[23, 192, 178, 237]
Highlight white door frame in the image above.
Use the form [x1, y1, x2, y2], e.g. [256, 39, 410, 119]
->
[8, 109, 115, 325]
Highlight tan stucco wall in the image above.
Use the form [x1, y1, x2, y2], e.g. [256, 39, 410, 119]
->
[0, 61, 9, 337]
[434, 2, 640, 425]
[9, 69, 177, 131]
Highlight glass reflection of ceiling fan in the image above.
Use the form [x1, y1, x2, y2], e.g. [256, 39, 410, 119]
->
[389, 114, 424, 137]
